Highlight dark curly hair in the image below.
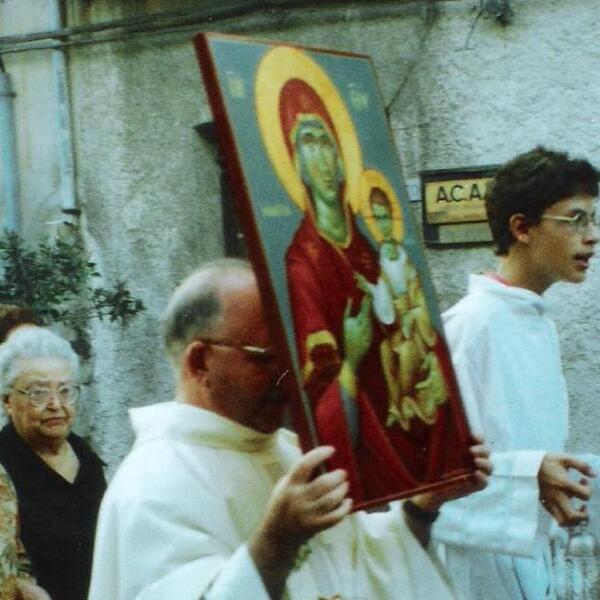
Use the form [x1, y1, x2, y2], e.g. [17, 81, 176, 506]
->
[486, 146, 599, 255]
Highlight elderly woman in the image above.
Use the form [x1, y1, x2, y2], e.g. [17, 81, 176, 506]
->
[0, 327, 106, 600]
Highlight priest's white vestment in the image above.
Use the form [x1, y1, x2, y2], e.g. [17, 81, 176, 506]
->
[433, 274, 568, 600]
[89, 401, 460, 600]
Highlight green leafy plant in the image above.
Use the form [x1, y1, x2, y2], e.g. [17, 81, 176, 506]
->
[0, 230, 145, 358]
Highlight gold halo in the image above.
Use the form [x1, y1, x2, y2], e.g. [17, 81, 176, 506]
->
[360, 169, 405, 243]
[255, 46, 362, 212]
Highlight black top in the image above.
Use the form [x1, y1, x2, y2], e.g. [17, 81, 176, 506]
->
[0, 423, 106, 600]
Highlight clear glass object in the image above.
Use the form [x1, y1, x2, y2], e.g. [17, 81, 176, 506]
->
[560, 523, 600, 600]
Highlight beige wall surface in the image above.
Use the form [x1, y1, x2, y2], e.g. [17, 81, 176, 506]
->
[0, 0, 598, 471]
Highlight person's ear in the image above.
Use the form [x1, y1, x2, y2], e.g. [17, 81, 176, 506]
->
[183, 340, 209, 382]
[508, 213, 532, 244]
[2, 393, 12, 416]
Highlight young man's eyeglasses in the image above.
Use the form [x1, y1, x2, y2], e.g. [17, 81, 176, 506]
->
[11, 384, 81, 408]
[198, 338, 276, 364]
[541, 211, 598, 233]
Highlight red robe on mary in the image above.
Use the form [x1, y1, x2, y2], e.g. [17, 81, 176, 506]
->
[286, 214, 469, 504]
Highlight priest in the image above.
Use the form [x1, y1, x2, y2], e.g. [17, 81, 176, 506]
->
[88, 258, 491, 600]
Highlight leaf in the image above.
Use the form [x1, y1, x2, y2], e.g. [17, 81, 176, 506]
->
[0, 229, 145, 359]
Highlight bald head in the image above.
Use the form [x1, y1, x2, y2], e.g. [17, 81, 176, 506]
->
[162, 258, 253, 366]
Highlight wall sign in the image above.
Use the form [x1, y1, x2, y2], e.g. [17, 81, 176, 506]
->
[420, 166, 498, 245]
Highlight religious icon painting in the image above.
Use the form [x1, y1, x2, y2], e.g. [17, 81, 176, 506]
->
[195, 32, 475, 509]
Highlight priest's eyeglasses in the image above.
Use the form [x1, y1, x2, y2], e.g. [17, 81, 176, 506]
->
[11, 384, 81, 408]
[541, 211, 598, 233]
[198, 338, 277, 364]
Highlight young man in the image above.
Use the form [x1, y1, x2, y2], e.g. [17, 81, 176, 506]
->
[433, 146, 599, 599]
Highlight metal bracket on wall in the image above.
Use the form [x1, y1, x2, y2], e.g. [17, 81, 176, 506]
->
[194, 120, 246, 258]
[480, 0, 514, 25]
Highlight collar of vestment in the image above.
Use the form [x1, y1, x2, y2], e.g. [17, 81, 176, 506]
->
[469, 273, 546, 316]
[129, 401, 284, 453]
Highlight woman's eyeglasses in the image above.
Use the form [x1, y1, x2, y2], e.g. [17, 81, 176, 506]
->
[11, 384, 80, 408]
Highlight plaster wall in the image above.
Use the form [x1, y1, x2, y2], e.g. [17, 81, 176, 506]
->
[0, 1, 67, 235]
[0, 0, 599, 471]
